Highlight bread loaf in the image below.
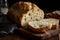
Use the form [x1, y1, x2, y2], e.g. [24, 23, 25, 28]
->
[27, 18, 59, 33]
[7, 1, 44, 27]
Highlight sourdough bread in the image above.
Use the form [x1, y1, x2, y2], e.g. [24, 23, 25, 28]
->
[7, 1, 44, 27]
[27, 18, 59, 33]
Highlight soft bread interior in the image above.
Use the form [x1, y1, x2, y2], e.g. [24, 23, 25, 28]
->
[27, 18, 59, 29]
[21, 9, 44, 26]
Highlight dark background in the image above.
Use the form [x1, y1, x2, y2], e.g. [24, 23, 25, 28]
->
[7, 0, 60, 13]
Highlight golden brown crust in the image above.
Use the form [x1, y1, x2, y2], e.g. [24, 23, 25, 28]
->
[19, 2, 32, 11]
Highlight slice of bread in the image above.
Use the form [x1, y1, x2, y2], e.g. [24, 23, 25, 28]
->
[7, 1, 44, 27]
[27, 18, 59, 33]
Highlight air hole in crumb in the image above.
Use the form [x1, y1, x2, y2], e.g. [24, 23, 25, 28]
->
[25, 18, 26, 21]
[31, 17, 32, 19]
[39, 25, 42, 27]
[28, 13, 31, 16]
[36, 19, 39, 21]
[37, 9, 39, 11]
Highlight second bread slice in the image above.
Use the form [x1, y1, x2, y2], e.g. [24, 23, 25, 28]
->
[26, 18, 59, 33]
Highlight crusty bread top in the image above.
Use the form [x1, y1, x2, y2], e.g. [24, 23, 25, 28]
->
[8, 1, 44, 16]
[9, 1, 41, 13]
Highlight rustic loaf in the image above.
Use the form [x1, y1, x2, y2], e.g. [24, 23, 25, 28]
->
[7, 1, 44, 27]
[27, 18, 59, 33]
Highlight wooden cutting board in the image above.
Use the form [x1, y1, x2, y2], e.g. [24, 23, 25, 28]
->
[18, 27, 60, 40]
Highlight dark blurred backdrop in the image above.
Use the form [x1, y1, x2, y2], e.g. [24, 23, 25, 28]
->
[7, 0, 60, 13]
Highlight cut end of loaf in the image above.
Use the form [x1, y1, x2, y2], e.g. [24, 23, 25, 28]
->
[21, 9, 44, 26]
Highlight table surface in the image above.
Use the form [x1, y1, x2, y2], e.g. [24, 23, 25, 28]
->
[0, 33, 59, 40]
[0, 34, 59, 40]
[18, 27, 60, 40]
[0, 34, 29, 40]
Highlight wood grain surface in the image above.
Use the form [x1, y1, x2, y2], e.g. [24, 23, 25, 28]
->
[18, 27, 60, 40]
